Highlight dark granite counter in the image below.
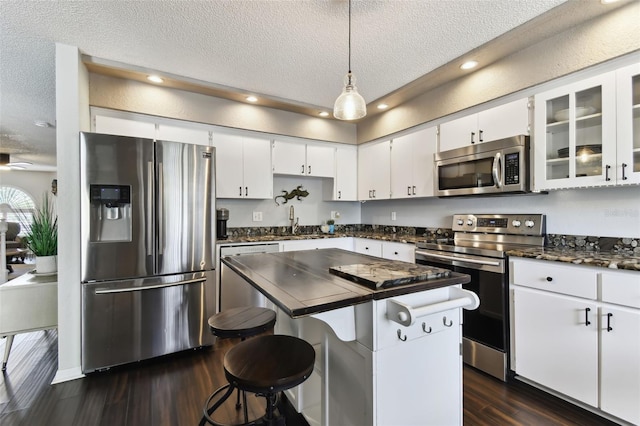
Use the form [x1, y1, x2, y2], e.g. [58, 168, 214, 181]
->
[506, 247, 640, 272]
[218, 231, 424, 245]
[221, 248, 470, 317]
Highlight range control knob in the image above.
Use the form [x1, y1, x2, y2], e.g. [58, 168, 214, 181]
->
[512, 220, 522, 227]
[457, 219, 464, 226]
[525, 220, 535, 228]
[466, 219, 474, 226]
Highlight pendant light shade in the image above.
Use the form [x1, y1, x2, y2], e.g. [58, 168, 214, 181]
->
[333, 0, 366, 120]
[334, 72, 366, 120]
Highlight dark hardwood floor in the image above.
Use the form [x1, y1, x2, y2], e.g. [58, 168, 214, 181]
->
[1, 330, 618, 426]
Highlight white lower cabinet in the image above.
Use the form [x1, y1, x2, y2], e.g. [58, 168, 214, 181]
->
[353, 239, 415, 263]
[353, 238, 383, 258]
[511, 258, 640, 424]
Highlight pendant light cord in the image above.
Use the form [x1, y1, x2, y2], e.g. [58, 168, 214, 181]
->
[348, 0, 352, 74]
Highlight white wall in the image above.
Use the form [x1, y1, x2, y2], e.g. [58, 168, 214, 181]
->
[360, 186, 640, 238]
[0, 170, 57, 203]
[218, 175, 361, 228]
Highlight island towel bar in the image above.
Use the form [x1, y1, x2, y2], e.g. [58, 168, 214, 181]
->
[386, 287, 480, 326]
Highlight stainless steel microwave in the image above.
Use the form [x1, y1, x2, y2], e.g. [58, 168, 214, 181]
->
[434, 135, 530, 197]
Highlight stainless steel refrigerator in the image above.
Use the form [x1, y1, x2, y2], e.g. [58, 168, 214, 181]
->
[79, 132, 215, 373]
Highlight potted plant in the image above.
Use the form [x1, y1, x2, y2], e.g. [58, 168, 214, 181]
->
[24, 193, 58, 274]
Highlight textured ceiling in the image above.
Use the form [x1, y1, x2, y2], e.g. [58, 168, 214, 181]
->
[0, 0, 620, 170]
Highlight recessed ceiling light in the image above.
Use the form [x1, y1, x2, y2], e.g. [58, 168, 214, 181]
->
[246, 96, 258, 103]
[377, 104, 389, 110]
[460, 60, 478, 70]
[147, 75, 164, 83]
[319, 111, 330, 117]
[600, 0, 619, 3]
[34, 120, 53, 128]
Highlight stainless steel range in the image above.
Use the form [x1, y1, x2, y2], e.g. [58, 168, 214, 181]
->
[415, 213, 546, 381]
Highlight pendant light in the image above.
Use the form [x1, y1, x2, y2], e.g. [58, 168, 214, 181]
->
[333, 0, 366, 120]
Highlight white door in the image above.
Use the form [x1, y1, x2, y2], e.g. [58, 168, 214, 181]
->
[306, 144, 335, 177]
[335, 145, 358, 201]
[615, 62, 640, 184]
[478, 98, 530, 143]
[157, 124, 210, 146]
[513, 287, 598, 407]
[439, 114, 478, 151]
[94, 115, 157, 139]
[390, 136, 413, 199]
[213, 133, 245, 198]
[272, 140, 306, 175]
[243, 136, 273, 199]
[412, 127, 437, 197]
[600, 304, 640, 425]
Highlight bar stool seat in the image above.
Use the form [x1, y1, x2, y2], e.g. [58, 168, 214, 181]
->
[208, 307, 276, 340]
[201, 334, 316, 426]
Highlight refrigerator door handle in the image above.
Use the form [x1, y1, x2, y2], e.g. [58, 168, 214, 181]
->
[94, 277, 207, 294]
[146, 161, 154, 256]
[158, 162, 164, 255]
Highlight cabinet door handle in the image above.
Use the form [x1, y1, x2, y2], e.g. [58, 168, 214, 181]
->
[245, 187, 248, 197]
[622, 163, 628, 180]
[412, 186, 416, 195]
[338, 190, 342, 199]
[407, 186, 411, 196]
[369, 190, 372, 198]
[470, 132, 475, 144]
[606, 312, 613, 332]
[372, 189, 376, 198]
[585, 307, 591, 326]
[308, 165, 311, 175]
[394, 251, 399, 255]
[239, 186, 242, 197]
[546, 276, 553, 282]
[605, 164, 611, 181]
[479, 129, 484, 143]
[301, 164, 305, 174]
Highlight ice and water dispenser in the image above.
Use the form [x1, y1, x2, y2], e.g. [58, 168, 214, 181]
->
[89, 184, 132, 242]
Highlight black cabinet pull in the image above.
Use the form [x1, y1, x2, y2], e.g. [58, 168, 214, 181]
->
[407, 186, 411, 196]
[368, 190, 372, 198]
[585, 307, 591, 326]
[606, 312, 613, 332]
[301, 164, 305, 174]
[546, 276, 553, 282]
[622, 163, 628, 180]
[239, 186, 242, 196]
[479, 129, 484, 143]
[605, 164, 611, 181]
[245, 187, 248, 197]
[412, 186, 416, 195]
[470, 132, 475, 144]
[308, 165, 311, 175]
[338, 190, 342, 199]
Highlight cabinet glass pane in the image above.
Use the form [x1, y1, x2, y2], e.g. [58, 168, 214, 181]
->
[575, 86, 603, 178]
[545, 95, 569, 180]
[633, 75, 640, 173]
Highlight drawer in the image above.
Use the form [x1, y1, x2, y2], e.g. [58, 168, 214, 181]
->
[511, 258, 597, 299]
[382, 242, 415, 263]
[601, 270, 640, 309]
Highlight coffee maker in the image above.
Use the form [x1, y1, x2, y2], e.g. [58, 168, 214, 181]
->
[216, 208, 229, 240]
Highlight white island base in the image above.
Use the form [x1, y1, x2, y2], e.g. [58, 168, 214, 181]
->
[267, 285, 477, 426]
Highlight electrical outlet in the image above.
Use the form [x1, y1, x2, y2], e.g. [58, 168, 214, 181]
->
[252, 211, 263, 222]
[331, 211, 340, 220]
[391, 211, 397, 221]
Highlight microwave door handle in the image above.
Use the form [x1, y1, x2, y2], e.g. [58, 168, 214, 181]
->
[492, 152, 502, 188]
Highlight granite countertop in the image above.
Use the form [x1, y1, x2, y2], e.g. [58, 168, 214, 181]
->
[218, 231, 423, 245]
[221, 248, 470, 317]
[506, 247, 640, 271]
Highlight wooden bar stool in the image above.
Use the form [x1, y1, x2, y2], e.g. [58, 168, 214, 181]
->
[200, 334, 315, 426]
[206, 307, 277, 422]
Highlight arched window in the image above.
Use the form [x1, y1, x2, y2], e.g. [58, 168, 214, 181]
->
[0, 186, 37, 236]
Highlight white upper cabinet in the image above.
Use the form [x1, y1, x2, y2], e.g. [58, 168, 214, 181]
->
[439, 98, 530, 152]
[334, 145, 358, 201]
[358, 140, 391, 200]
[615, 62, 640, 185]
[272, 140, 335, 178]
[157, 123, 210, 146]
[213, 132, 272, 199]
[94, 114, 157, 139]
[390, 127, 437, 199]
[534, 72, 617, 190]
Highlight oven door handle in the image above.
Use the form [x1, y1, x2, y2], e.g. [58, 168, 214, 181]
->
[415, 250, 501, 267]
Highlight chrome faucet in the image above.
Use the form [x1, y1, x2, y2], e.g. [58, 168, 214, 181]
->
[289, 205, 299, 234]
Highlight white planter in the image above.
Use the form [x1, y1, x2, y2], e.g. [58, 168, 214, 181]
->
[36, 255, 57, 274]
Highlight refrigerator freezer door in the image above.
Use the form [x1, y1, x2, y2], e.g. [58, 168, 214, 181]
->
[156, 141, 215, 275]
[80, 132, 154, 282]
[81, 271, 215, 373]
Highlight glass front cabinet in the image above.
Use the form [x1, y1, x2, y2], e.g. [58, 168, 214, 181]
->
[534, 62, 640, 190]
[616, 62, 640, 185]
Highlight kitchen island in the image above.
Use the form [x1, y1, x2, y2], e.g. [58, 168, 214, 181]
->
[221, 248, 474, 426]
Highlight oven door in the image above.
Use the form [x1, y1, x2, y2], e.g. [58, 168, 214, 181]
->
[415, 249, 509, 380]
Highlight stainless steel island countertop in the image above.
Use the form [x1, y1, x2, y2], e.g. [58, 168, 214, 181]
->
[220, 248, 470, 318]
